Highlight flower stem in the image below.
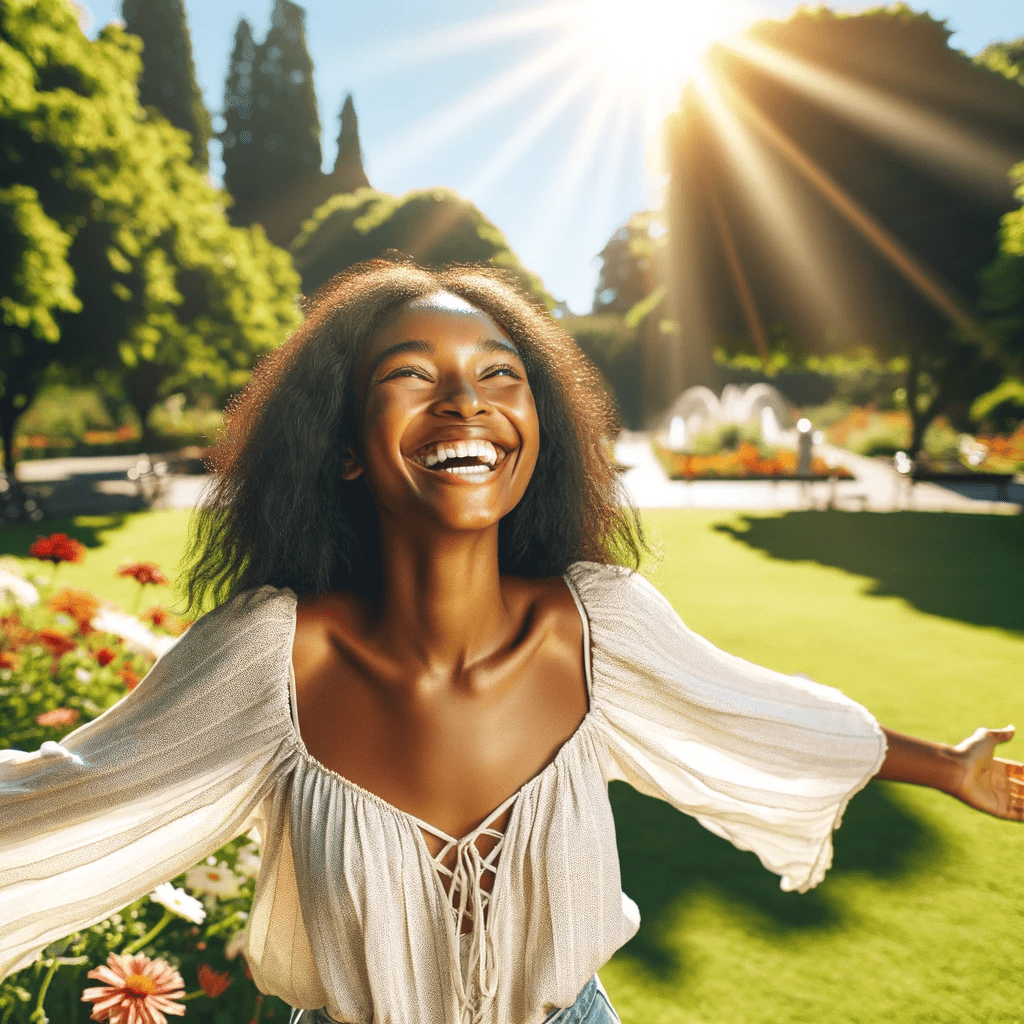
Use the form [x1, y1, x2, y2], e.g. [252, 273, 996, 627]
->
[122, 908, 174, 955]
[179, 989, 206, 1002]
[29, 957, 59, 1024]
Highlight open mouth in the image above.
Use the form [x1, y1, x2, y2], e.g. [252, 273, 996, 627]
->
[413, 439, 507, 479]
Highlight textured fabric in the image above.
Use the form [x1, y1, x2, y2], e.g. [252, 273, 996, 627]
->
[0, 562, 886, 1024]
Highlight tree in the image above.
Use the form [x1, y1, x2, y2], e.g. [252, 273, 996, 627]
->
[238, 0, 321, 223]
[221, 19, 259, 211]
[290, 187, 552, 308]
[220, 6, 370, 248]
[332, 93, 369, 195]
[121, 0, 211, 169]
[661, 8, 1024, 450]
[0, 0, 300, 491]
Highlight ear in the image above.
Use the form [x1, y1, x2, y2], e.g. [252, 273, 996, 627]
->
[339, 447, 363, 481]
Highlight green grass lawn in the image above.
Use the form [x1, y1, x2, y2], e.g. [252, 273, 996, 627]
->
[2, 508, 1022, 1022]
[604, 509, 1024, 1024]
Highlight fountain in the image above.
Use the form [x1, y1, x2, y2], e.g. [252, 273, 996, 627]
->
[659, 383, 791, 452]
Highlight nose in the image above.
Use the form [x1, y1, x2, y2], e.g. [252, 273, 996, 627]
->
[434, 375, 490, 418]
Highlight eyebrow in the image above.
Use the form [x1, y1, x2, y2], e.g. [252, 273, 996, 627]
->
[367, 337, 521, 380]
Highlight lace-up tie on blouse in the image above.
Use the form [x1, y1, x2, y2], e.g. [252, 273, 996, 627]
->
[0, 563, 887, 1024]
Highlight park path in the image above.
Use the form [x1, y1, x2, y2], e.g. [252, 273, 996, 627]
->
[4, 438, 1022, 517]
[614, 431, 1023, 513]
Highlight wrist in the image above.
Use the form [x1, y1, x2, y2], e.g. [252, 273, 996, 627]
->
[877, 729, 966, 795]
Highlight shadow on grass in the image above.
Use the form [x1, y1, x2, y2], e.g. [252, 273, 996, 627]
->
[0, 514, 130, 557]
[611, 778, 940, 980]
[714, 511, 1023, 634]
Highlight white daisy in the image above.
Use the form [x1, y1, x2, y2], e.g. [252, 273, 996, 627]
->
[184, 863, 242, 899]
[224, 921, 250, 961]
[235, 844, 262, 879]
[150, 882, 206, 924]
[91, 607, 176, 659]
[0, 568, 39, 607]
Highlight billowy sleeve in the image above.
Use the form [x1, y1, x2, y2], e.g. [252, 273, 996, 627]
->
[0, 587, 299, 978]
[568, 563, 886, 894]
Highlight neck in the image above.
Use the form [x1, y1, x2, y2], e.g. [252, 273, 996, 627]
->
[372, 517, 510, 674]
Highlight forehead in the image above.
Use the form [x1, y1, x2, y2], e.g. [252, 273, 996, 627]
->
[366, 296, 517, 358]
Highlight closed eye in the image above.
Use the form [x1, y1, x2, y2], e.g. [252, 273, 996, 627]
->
[483, 363, 523, 380]
[378, 365, 433, 383]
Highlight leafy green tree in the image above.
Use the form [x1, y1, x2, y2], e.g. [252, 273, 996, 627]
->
[291, 186, 552, 307]
[0, 0, 300, 487]
[121, 0, 211, 169]
[977, 37, 1024, 87]
[662, 8, 1024, 450]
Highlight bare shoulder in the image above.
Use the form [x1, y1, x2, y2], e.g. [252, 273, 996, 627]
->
[292, 591, 366, 681]
[501, 574, 584, 657]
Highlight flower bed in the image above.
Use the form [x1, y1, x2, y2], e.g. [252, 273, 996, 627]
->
[654, 441, 852, 480]
[0, 538, 289, 1023]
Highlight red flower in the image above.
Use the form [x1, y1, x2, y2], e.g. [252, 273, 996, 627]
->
[28, 533, 86, 565]
[117, 562, 169, 587]
[82, 952, 185, 1024]
[36, 628, 77, 659]
[196, 964, 232, 998]
[36, 707, 80, 728]
[0, 650, 19, 670]
[118, 666, 141, 690]
[95, 647, 117, 667]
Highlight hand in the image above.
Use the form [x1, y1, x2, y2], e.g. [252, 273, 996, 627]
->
[951, 726, 1024, 820]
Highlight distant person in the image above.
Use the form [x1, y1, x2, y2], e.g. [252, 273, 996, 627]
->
[3, 259, 1021, 1024]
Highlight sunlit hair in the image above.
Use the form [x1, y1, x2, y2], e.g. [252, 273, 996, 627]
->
[183, 258, 645, 611]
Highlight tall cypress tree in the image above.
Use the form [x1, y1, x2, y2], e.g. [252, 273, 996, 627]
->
[330, 93, 370, 191]
[249, 0, 322, 204]
[121, 0, 211, 169]
[221, 19, 258, 217]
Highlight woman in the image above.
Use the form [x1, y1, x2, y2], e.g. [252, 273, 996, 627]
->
[1, 259, 1021, 1024]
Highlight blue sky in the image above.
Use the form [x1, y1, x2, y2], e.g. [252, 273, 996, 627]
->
[77, 0, 1024, 312]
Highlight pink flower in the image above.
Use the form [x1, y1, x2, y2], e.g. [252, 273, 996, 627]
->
[82, 952, 185, 1024]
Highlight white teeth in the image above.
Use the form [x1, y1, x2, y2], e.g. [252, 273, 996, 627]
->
[416, 439, 504, 469]
[441, 465, 490, 477]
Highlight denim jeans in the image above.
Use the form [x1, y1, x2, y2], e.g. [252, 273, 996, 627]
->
[288, 975, 619, 1024]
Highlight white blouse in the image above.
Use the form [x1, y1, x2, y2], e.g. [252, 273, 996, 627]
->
[0, 562, 886, 1024]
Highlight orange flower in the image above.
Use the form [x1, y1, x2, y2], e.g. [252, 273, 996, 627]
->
[117, 562, 169, 587]
[0, 650, 19, 670]
[118, 666, 141, 691]
[36, 628, 77, 659]
[36, 707, 80, 728]
[82, 952, 185, 1024]
[28, 533, 86, 565]
[48, 586, 101, 633]
[196, 964, 232, 998]
[95, 646, 117, 667]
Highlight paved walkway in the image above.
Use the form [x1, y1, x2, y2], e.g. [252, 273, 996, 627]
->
[614, 431, 1023, 513]
[4, 440, 1022, 518]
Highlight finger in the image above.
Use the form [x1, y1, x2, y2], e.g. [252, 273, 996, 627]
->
[992, 725, 1016, 744]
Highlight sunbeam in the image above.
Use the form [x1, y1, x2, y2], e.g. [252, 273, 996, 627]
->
[726, 35, 1020, 202]
[723, 76, 982, 338]
[371, 33, 586, 181]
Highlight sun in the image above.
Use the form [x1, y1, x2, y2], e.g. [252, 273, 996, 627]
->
[573, 0, 763, 118]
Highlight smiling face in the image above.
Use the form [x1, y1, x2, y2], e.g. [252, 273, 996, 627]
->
[350, 293, 540, 534]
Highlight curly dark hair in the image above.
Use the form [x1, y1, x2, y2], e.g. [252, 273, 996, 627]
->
[183, 259, 645, 611]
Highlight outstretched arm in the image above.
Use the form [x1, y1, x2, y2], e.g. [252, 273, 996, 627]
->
[877, 726, 1024, 821]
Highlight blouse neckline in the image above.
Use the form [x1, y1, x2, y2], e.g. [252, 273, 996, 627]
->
[283, 570, 596, 846]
